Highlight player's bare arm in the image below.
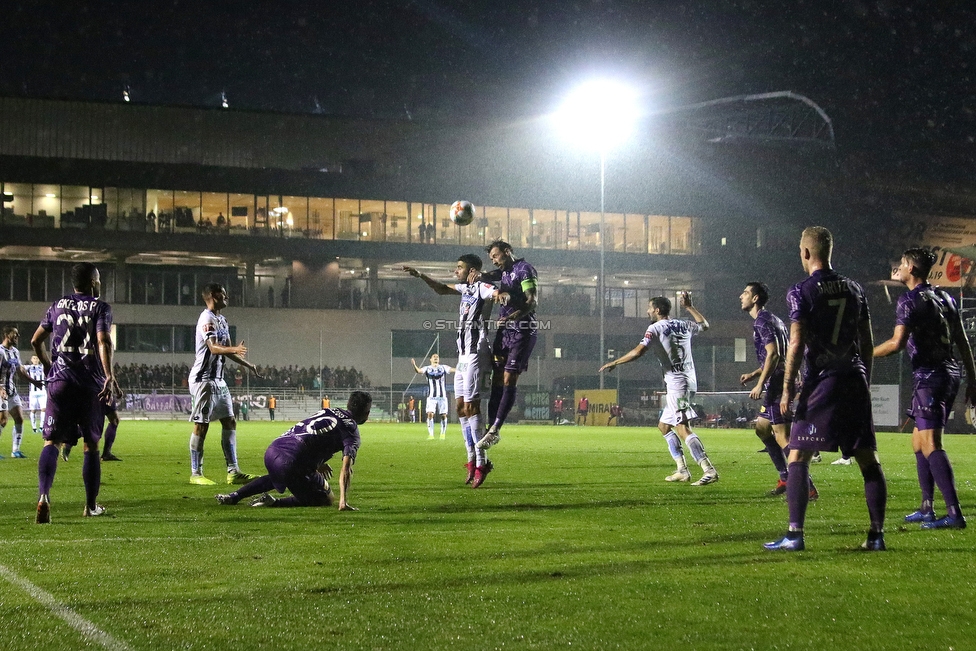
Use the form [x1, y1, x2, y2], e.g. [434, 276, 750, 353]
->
[748, 341, 779, 400]
[17, 363, 43, 390]
[680, 292, 709, 330]
[337, 454, 357, 511]
[410, 358, 424, 374]
[740, 367, 761, 386]
[599, 343, 647, 373]
[780, 320, 805, 417]
[858, 315, 875, 385]
[226, 352, 263, 378]
[206, 337, 247, 358]
[97, 329, 122, 403]
[872, 324, 908, 358]
[403, 266, 459, 295]
[30, 325, 52, 374]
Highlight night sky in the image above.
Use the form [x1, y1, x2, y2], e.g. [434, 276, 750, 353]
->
[1, 1, 973, 175]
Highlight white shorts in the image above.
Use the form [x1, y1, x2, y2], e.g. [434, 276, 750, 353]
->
[189, 379, 234, 424]
[426, 396, 449, 416]
[3, 393, 23, 412]
[454, 350, 490, 402]
[29, 392, 47, 411]
[660, 388, 697, 426]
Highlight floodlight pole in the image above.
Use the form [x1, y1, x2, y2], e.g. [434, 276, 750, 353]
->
[599, 149, 606, 390]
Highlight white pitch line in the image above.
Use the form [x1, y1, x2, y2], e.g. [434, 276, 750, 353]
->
[0, 563, 131, 651]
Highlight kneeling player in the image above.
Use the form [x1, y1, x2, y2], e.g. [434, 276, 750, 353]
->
[216, 391, 370, 510]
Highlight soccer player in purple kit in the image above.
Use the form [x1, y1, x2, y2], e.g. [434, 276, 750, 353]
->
[215, 391, 370, 509]
[476, 240, 538, 450]
[30, 262, 121, 522]
[873, 248, 974, 529]
[739, 282, 818, 499]
[765, 226, 888, 552]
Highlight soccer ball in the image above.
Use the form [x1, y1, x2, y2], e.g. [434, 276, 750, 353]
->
[450, 200, 475, 226]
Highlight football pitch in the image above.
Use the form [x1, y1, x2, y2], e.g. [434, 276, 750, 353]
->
[0, 421, 973, 650]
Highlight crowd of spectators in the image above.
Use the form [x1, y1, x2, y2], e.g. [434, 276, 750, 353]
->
[114, 363, 370, 390]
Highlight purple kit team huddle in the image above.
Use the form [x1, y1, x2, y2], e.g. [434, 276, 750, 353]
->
[16, 228, 976, 551]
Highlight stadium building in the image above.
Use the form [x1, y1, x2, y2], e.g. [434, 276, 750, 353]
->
[0, 95, 967, 423]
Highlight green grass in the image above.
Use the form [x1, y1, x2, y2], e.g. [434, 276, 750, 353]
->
[0, 421, 974, 650]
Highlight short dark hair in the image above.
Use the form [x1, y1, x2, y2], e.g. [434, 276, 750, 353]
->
[71, 262, 98, 291]
[347, 391, 372, 421]
[3, 325, 17, 337]
[457, 253, 483, 270]
[485, 240, 512, 255]
[903, 247, 937, 280]
[202, 283, 224, 298]
[745, 282, 770, 308]
[650, 296, 671, 316]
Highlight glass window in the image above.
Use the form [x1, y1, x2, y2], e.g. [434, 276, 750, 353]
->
[625, 214, 646, 254]
[670, 216, 695, 254]
[432, 203, 451, 244]
[458, 202, 485, 247]
[308, 197, 334, 239]
[335, 198, 360, 240]
[605, 212, 625, 253]
[386, 201, 409, 242]
[532, 209, 557, 249]
[3, 182, 33, 227]
[508, 208, 530, 249]
[61, 185, 89, 228]
[148, 189, 175, 233]
[202, 192, 229, 232]
[226, 193, 252, 232]
[360, 199, 385, 242]
[281, 195, 308, 237]
[33, 184, 61, 228]
[579, 211, 601, 251]
[484, 206, 507, 244]
[173, 190, 200, 230]
[0, 264, 10, 300]
[648, 215, 670, 254]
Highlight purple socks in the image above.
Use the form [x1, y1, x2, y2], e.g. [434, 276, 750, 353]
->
[488, 385, 504, 423]
[927, 450, 961, 518]
[103, 422, 118, 456]
[915, 450, 935, 511]
[38, 444, 59, 497]
[765, 439, 788, 480]
[861, 462, 887, 532]
[786, 461, 810, 530]
[492, 385, 518, 429]
[83, 449, 101, 509]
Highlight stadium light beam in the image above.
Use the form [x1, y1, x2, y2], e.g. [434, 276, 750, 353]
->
[555, 79, 640, 389]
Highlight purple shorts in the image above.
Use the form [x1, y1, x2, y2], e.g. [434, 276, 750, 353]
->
[43, 380, 105, 447]
[909, 368, 961, 431]
[493, 327, 537, 374]
[757, 377, 787, 425]
[264, 441, 332, 506]
[789, 370, 876, 456]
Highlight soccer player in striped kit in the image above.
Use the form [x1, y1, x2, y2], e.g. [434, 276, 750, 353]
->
[0, 326, 43, 459]
[187, 283, 262, 486]
[26, 355, 47, 434]
[405, 254, 496, 486]
[411, 354, 455, 439]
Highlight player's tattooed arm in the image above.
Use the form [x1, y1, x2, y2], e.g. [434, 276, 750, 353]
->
[780, 320, 804, 417]
[402, 266, 459, 295]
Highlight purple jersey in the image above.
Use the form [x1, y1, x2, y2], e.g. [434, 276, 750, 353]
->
[272, 408, 361, 474]
[498, 258, 538, 329]
[40, 293, 113, 388]
[895, 283, 960, 373]
[753, 309, 788, 372]
[787, 269, 870, 377]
